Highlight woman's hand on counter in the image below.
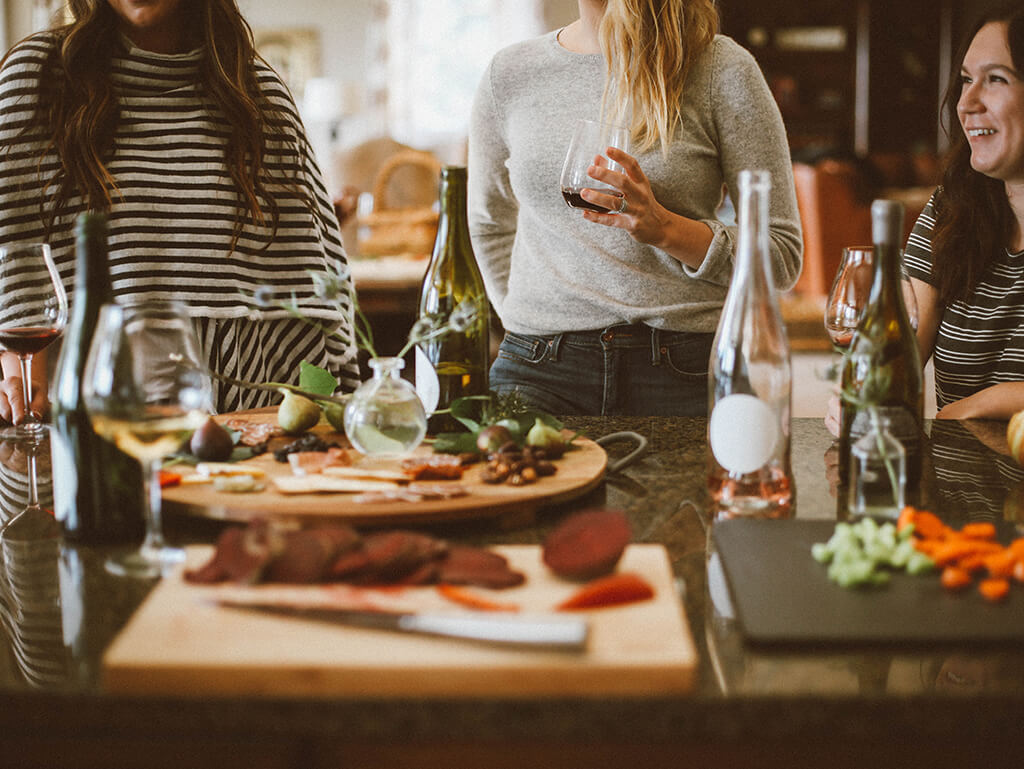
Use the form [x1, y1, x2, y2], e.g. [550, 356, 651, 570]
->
[581, 146, 713, 270]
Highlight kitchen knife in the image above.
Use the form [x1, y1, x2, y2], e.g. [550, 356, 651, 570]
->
[218, 600, 590, 652]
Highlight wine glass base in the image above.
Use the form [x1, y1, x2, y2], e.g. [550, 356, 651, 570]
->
[0, 422, 48, 444]
[105, 544, 186, 579]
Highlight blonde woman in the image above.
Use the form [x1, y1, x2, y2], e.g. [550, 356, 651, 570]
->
[469, 0, 802, 416]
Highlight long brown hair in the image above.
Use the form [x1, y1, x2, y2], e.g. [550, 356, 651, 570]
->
[599, 0, 719, 155]
[931, 2, 1024, 304]
[35, 0, 289, 242]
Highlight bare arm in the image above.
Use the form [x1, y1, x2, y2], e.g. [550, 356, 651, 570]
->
[910, 277, 941, 365]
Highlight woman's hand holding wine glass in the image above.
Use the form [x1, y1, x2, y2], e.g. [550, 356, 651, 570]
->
[0, 244, 68, 439]
[83, 301, 212, 578]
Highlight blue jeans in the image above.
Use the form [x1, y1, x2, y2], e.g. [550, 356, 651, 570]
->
[490, 324, 713, 416]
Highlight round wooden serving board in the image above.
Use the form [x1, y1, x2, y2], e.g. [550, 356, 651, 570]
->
[162, 410, 607, 527]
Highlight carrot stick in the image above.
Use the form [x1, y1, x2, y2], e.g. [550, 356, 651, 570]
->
[978, 578, 1011, 603]
[556, 572, 654, 611]
[437, 583, 520, 612]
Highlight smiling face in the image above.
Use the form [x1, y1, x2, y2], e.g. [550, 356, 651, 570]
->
[957, 21, 1024, 185]
[106, 0, 189, 54]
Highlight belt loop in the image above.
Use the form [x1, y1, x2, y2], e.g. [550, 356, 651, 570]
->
[650, 327, 661, 366]
[546, 333, 564, 362]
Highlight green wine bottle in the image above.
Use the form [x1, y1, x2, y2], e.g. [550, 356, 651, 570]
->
[51, 212, 145, 543]
[415, 165, 490, 434]
[839, 199, 924, 505]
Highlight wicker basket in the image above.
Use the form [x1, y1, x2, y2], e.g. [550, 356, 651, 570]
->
[356, 150, 442, 257]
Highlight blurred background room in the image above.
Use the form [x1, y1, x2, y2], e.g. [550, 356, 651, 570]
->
[0, 0, 1008, 415]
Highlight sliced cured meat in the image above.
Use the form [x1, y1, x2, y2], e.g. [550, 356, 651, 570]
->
[184, 521, 280, 584]
[400, 454, 465, 480]
[286, 447, 353, 476]
[345, 531, 449, 585]
[542, 509, 632, 580]
[438, 545, 525, 589]
[263, 525, 361, 584]
[223, 418, 285, 446]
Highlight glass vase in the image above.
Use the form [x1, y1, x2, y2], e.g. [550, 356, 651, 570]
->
[848, 412, 906, 519]
[343, 357, 427, 457]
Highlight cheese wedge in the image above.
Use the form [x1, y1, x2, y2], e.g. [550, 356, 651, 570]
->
[322, 466, 410, 483]
[272, 476, 400, 495]
[196, 462, 267, 478]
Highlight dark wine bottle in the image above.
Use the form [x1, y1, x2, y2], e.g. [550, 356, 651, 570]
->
[839, 200, 924, 503]
[51, 212, 145, 543]
[415, 165, 490, 434]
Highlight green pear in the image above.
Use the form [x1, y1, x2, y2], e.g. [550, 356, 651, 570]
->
[277, 388, 321, 434]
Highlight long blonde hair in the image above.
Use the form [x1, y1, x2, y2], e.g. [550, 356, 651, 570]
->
[599, 0, 719, 154]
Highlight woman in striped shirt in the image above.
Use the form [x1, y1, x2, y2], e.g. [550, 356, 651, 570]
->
[0, 0, 359, 422]
[903, 3, 1024, 421]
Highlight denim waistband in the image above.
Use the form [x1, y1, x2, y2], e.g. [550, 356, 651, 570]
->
[558, 323, 708, 347]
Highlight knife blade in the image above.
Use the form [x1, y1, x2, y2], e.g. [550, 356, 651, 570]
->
[218, 600, 589, 652]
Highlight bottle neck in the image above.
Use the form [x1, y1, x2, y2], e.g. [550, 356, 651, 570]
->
[735, 174, 772, 285]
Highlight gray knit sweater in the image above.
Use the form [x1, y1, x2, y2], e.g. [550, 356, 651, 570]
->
[468, 32, 802, 336]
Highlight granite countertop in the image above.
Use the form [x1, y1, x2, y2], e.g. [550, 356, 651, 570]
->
[3, 417, 1024, 767]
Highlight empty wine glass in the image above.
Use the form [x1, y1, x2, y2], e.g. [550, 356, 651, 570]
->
[560, 118, 630, 214]
[824, 246, 918, 354]
[82, 301, 212, 578]
[0, 244, 69, 441]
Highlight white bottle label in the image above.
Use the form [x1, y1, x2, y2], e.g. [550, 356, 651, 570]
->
[50, 429, 78, 524]
[709, 393, 778, 474]
[414, 346, 440, 415]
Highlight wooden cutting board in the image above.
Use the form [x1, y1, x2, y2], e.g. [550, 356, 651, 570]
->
[713, 519, 1024, 646]
[102, 544, 696, 698]
[162, 411, 607, 527]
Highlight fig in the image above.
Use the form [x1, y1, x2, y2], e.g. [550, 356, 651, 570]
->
[277, 388, 321, 434]
[526, 418, 566, 457]
[190, 417, 234, 462]
[477, 424, 513, 453]
[322, 401, 345, 433]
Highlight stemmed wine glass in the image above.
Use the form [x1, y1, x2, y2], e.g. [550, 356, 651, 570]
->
[560, 118, 631, 213]
[824, 245, 919, 354]
[82, 301, 212, 578]
[0, 244, 69, 440]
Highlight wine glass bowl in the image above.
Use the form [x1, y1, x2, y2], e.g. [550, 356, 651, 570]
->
[0, 244, 69, 439]
[560, 119, 630, 214]
[82, 301, 212, 578]
[824, 246, 918, 353]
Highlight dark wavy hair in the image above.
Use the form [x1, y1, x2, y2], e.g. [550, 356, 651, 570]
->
[31, 0, 291, 244]
[931, 2, 1024, 305]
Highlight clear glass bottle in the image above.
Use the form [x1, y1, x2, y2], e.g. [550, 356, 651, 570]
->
[708, 170, 794, 519]
[344, 356, 427, 456]
[849, 413, 906, 519]
[839, 200, 924, 497]
[415, 165, 490, 434]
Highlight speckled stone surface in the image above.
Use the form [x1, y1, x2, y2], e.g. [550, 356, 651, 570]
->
[3, 417, 1024, 767]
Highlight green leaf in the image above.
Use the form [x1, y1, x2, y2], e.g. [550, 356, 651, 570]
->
[449, 395, 490, 433]
[431, 431, 480, 454]
[299, 361, 338, 397]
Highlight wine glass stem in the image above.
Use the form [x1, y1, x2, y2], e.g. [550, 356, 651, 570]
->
[26, 449, 39, 508]
[140, 460, 168, 554]
[17, 353, 34, 422]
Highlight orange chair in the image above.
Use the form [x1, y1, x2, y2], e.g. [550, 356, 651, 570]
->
[791, 160, 873, 299]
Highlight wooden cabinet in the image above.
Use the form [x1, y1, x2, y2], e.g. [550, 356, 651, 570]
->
[719, 0, 951, 157]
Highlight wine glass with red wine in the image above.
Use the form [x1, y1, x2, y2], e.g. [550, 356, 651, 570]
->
[560, 119, 630, 214]
[824, 246, 919, 353]
[0, 244, 68, 440]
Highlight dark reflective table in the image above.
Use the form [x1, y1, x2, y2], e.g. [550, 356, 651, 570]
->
[2, 418, 1023, 768]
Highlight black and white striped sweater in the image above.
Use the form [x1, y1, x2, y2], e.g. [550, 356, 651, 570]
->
[0, 32, 359, 411]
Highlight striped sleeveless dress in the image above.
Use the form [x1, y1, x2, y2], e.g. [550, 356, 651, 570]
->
[0, 32, 359, 413]
[903, 191, 1024, 409]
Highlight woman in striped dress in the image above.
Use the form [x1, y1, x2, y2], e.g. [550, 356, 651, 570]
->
[903, 3, 1024, 420]
[0, 0, 359, 422]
